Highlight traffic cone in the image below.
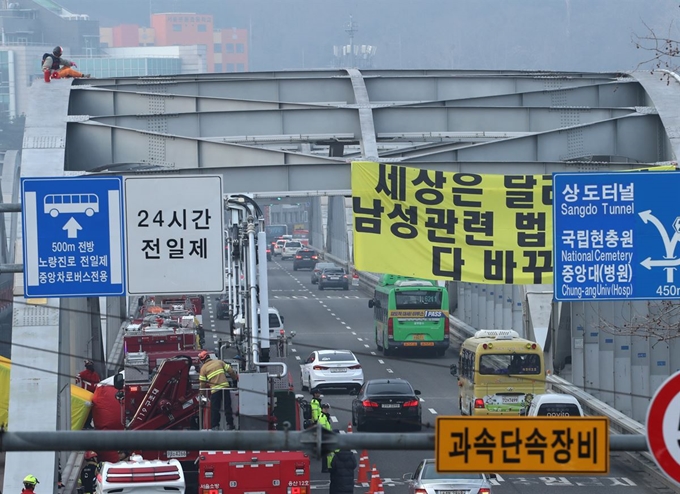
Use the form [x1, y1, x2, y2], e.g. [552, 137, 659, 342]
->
[367, 465, 384, 494]
[373, 473, 385, 494]
[347, 422, 353, 433]
[357, 450, 370, 484]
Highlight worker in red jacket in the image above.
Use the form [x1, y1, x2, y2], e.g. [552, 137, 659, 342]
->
[76, 360, 101, 393]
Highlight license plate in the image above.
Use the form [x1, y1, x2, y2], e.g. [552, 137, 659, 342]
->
[413, 334, 425, 340]
[382, 404, 400, 408]
[502, 396, 521, 403]
[330, 276, 340, 280]
[439, 490, 466, 494]
[330, 368, 347, 373]
[167, 450, 187, 458]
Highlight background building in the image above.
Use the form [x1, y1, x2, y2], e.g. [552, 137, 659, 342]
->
[213, 27, 248, 72]
[102, 45, 207, 75]
[151, 12, 214, 71]
[99, 16, 249, 73]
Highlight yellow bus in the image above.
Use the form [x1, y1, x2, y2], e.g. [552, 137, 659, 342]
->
[451, 329, 546, 416]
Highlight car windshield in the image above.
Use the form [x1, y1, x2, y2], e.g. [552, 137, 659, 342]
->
[318, 352, 355, 362]
[286, 242, 302, 248]
[366, 382, 413, 395]
[324, 268, 345, 274]
[421, 463, 482, 480]
[479, 353, 541, 375]
[315, 263, 336, 270]
[536, 403, 582, 416]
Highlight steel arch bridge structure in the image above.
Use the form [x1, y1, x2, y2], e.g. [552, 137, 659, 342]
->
[4, 68, 680, 490]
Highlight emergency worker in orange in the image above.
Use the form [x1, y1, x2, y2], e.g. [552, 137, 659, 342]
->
[42, 46, 89, 82]
[198, 350, 238, 430]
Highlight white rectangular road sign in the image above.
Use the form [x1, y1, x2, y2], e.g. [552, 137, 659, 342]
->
[124, 175, 225, 294]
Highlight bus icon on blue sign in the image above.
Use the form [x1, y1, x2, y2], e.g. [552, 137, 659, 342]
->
[44, 193, 99, 217]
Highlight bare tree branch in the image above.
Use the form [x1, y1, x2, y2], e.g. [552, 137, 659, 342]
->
[598, 299, 680, 342]
[632, 18, 680, 83]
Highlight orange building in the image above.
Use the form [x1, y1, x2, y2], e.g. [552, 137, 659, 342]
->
[99, 14, 248, 73]
[151, 13, 215, 71]
[113, 24, 140, 48]
[100, 26, 156, 48]
[213, 28, 249, 72]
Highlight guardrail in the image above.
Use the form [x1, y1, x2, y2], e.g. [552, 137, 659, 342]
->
[311, 250, 665, 453]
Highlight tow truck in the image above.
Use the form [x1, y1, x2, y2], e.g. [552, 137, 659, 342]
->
[94, 195, 310, 494]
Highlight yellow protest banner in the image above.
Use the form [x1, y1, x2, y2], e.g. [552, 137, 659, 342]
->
[435, 416, 609, 474]
[352, 162, 553, 284]
[351, 162, 676, 284]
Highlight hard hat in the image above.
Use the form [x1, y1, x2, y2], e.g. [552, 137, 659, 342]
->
[23, 475, 39, 485]
[198, 350, 210, 361]
[311, 387, 321, 394]
[321, 402, 330, 409]
[52, 46, 62, 57]
[84, 451, 98, 460]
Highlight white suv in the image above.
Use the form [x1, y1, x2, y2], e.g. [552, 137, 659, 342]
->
[281, 241, 302, 260]
[521, 394, 584, 417]
[274, 239, 286, 256]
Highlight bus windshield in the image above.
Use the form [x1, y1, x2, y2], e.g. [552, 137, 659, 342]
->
[395, 290, 441, 309]
[371, 277, 449, 357]
[479, 353, 541, 375]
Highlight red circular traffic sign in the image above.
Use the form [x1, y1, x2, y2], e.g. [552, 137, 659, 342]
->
[647, 370, 680, 485]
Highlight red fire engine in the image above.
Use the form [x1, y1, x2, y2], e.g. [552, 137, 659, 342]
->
[198, 450, 310, 494]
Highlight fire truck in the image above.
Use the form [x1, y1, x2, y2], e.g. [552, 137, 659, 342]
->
[198, 450, 310, 494]
[93, 195, 309, 494]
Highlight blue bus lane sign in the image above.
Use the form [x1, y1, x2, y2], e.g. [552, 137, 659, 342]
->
[553, 171, 680, 301]
[21, 176, 126, 298]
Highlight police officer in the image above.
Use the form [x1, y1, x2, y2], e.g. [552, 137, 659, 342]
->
[318, 403, 333, 473]
[78, 451, 99, 494]
[310, 388, 322, 423]
[318, 403, 332, 431]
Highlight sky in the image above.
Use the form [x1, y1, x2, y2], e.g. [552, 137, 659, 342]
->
[57, 0, 679, 73]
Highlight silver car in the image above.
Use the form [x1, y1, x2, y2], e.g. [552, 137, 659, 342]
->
[407, 459, 493, 494]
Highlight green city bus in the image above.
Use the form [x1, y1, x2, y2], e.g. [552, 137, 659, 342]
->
[368, 275, 449, 357]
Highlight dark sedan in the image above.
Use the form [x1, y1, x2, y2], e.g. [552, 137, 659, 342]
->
[311, 262, 337, 284]
[351, 378, 422, 431]
[318, 267, 349, 290]
[293, 248, 318, 270]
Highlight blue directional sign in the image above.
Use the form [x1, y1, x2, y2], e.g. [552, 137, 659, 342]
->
[21, 177, 126, 298]
[553, 171, 680, 301]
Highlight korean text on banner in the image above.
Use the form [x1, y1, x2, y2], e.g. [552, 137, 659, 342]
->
[351, 162, 553, 284]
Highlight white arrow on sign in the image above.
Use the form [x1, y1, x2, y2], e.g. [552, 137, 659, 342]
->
[62, 217, 82, 239]
[640, 257, 680, 269]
